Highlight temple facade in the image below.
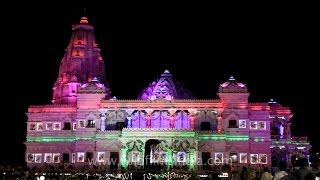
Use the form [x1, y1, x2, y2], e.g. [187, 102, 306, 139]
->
[25, 17, 310, 171]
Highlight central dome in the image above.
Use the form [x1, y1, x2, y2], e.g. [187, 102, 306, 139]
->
[138, 70, 194, 100]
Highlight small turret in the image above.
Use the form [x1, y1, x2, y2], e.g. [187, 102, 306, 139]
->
[218, 76, 249, 106]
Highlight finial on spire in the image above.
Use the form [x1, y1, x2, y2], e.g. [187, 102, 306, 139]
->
[80, 16, 89, 24]
[92, 77, 99, 83]
[161, 69, 172, 77]
[269, 98, 277, 104]
[229, 76, 235, 81]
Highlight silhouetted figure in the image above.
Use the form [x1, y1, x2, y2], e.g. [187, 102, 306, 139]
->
[261, 167, 273, 180]
[273, 161, 288, 180]
[240, 167, 248, 180]
[294, 158, 314, 180]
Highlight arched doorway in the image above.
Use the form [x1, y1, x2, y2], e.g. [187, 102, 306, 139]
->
[144, 139, 163, 170]
[200, 122, 211, 131]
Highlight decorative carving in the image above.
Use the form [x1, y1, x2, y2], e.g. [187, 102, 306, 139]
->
[138, 70, 194, 100]
[219, 76, 248, 93]
[78, 79, 105, 94]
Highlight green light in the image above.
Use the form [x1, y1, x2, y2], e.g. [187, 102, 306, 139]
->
[27, 133, 249, 143]
[27, 135, 119, 142]
[121, 131, 196, 138]
[120, 148, 128, 169]
[198, 134, 249, 141]
[166, 149, 173, 170]
[188, 149, 196, 171]
[253, 137, 266, 142]
[272, 140, 309, 146]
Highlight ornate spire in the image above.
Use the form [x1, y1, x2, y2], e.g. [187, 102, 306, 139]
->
[57, 16, 105, 84]
[52, 17, 110, 104]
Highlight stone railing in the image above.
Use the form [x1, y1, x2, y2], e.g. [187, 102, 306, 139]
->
[291, 136, 308, 142]
[271, 135, 308, 142]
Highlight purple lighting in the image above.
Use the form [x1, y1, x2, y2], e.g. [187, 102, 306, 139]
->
[138, 70, 194, 100]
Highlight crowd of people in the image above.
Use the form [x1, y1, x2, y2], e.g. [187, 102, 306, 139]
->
[0, 160, 319, 179]
[206, 159, 320, 180]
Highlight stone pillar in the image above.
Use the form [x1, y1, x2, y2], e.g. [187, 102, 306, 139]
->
[170, 115, 174, 128]
[168, 109, 176, 128]
[145, 109, 153, 128]
[188, 109, 197, 130]
[190, 115, 195, 130]
[125, 109, 134, 128]
[217, 113, 222, 132]
[146, 115, 151, 128]
[120, 148, 128, 169]
[127, 116, 132, 128]
[99, 109, 107, 131]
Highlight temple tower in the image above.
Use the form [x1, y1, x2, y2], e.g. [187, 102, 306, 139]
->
[218, 76, 249, 107]
[52, 17, 110, 104]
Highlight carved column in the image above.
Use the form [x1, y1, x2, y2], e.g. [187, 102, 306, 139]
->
[99, 109, 107, 131]
[216, 111, 223, 132]
[168, 109, 176, 128]
[125, 109, 134, 128]
[145, 115, 150, 128]
[127, 116, 132, 128]
[145, 109, 153, 128]
[188, 109, 197, 130]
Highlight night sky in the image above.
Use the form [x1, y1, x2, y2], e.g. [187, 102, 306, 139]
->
[1, 7, 318, 165]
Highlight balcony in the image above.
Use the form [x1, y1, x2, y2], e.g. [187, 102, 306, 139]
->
[271, 135, 309, 146]
[291, 136, 308, 142]
[271, 135, 308, 141]
[271, 135, 288, 140]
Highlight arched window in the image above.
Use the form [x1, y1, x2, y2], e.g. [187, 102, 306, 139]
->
[174, 111, 190, 129]
[151, 111, 170, 128]
[130, 111, 147, 128]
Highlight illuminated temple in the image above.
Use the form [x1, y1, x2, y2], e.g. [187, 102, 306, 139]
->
[25, 17, 311, 171]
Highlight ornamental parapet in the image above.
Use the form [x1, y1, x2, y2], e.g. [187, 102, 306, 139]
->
[272, 136, 310, 146]
[198, 134, 249, 141]
[197, 130, 224, 134]
[28, 104, 76, 113]
[27, 131, 76, 137]
[101, 99, 221, 103]
[96, 130, 121, 140]
[248, 103, 270, 111]
[121, 128, 196, 138]
[99, 99, 223, 109]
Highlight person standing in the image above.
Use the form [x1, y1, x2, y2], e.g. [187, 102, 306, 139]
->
[260, 167, 273, 180]
[273, 161, 288, 180]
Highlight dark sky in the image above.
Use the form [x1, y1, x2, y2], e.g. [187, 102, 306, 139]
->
[1, 7, 318, 165]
